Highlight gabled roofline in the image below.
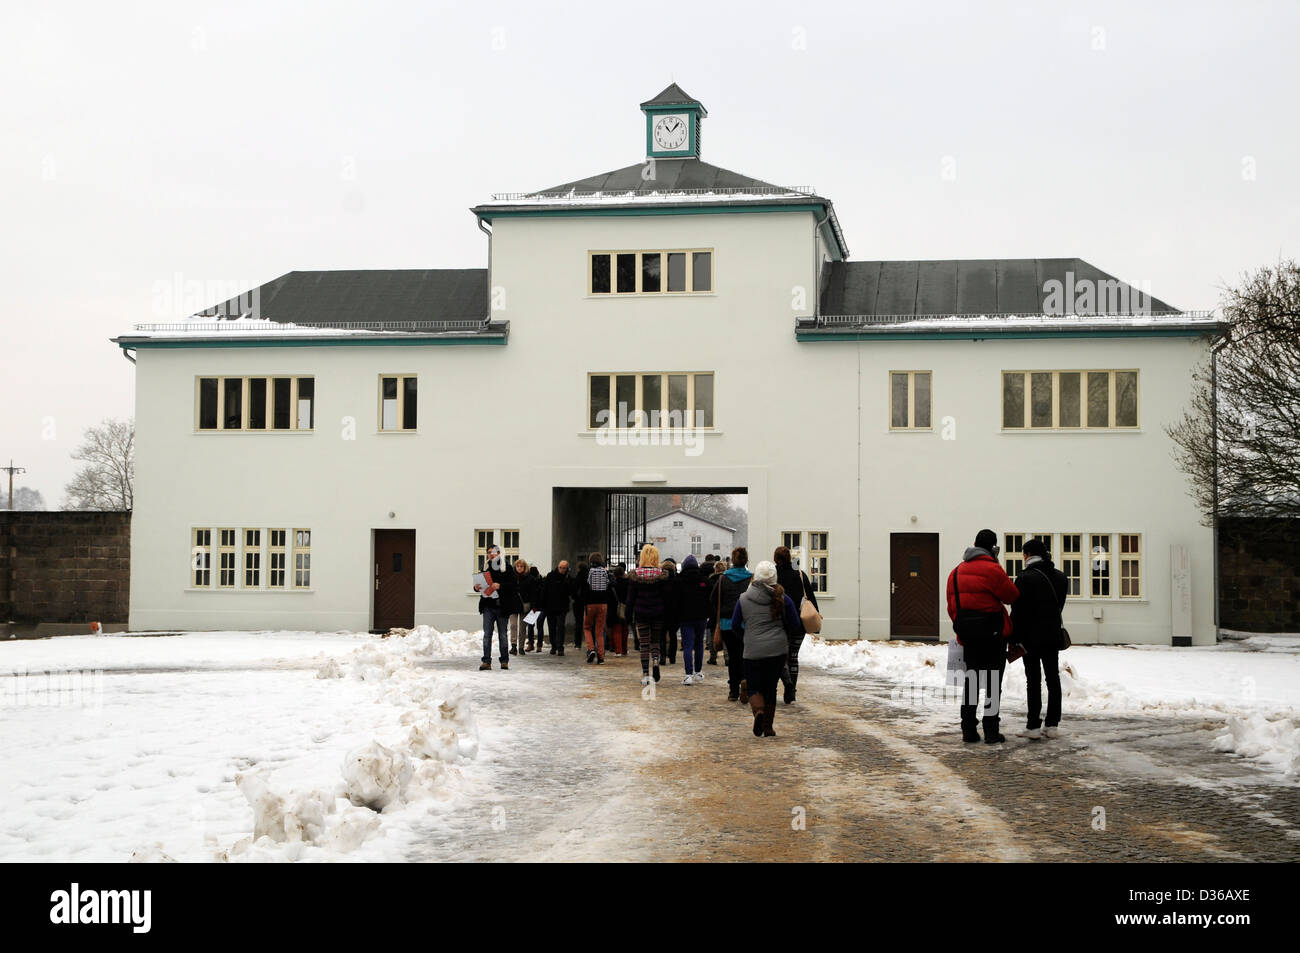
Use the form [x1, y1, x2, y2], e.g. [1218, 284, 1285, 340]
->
[645, 507, 737, 534]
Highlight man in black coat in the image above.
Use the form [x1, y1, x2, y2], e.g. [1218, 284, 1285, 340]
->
[541, 560, 571, 656]
[1010, 538, 1068, 740]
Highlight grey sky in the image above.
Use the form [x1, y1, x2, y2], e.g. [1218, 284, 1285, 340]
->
[3, 0, 1297, 505]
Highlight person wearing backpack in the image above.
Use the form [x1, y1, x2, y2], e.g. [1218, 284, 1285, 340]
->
[774, 546, 819, 704]
[580, 552, 613, 664]
[675, 554, 711, 684]
[945, 529, 1019, 744]
[1010, 538, 1069, 740]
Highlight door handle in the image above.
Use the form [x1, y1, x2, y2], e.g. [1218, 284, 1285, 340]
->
[891, 582, 897, 594]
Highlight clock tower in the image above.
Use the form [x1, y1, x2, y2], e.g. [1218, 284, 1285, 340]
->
[641, 83, 706, 159]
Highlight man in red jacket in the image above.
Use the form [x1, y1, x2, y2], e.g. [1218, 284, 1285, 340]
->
[946, 529, 1019, 744]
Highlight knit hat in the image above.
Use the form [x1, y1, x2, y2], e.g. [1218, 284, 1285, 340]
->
[974, 529, 998, 551]
[682, 554, 698, 570]
[753, 560, 778, 586]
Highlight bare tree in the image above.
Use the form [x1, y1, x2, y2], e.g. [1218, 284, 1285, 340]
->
[1, 487, 45, 510]
[63, 418, 134, 511]
[1167, 260, 1300, 525]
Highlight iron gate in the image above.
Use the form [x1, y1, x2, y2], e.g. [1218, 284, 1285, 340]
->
[604, 493, 647, 567]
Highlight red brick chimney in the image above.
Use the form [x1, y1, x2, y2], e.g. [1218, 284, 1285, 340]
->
[671, 493, 682, 509]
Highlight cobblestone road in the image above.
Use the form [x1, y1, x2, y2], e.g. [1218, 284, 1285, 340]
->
[407, 648, 1300, 862]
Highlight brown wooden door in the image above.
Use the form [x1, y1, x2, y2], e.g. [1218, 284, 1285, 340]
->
[373, 530, 416, 632]
[890, 533, 939, 639]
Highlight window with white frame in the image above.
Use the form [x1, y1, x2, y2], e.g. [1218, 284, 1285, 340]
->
[1119, 534, 1142, 598]
[889, 371, 932, 430]
[1002, 370, 1139, 430]
[192, 528, 212, 587]
[1060, 534, 1083, 596]
[293, 529, 312, 588]
[379, 375, 418, 431]
[475, 529, 521, 573]
[1090, 534, 1111, 597]
[244, 529, 261, 587]
[218, 528, 237, 588]
[1004, 533, 1026, 578]
[589, 249, 713, 295]
[1001, 531, 1139, 600]
[197, 376, 315, 431]
[588, 372, 714, 429]
[690, 534, 702, 555]
[268, 529, 287, 588]
[808, 532, 829, 592]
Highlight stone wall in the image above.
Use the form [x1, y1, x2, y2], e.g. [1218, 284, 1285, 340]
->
[1219, 517, 1300, 632]
[0, 511, 131, 624]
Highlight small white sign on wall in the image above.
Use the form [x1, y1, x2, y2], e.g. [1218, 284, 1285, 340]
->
[1170, 544, 1192, 642]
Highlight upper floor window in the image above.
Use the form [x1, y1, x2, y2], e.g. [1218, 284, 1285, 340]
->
[197, 376, 314, 431]
[890, 371, 932, 430]
[588, 372, 714, 428]
[380, 375, 418, 431]
[589, 249, 713, 295]
[1002, 370, 1138, 430]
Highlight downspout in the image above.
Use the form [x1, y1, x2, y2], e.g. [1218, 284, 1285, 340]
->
[120, 347, 136, 365]
[1210, 330, 1231, 642]
[477, 216, 493, 325]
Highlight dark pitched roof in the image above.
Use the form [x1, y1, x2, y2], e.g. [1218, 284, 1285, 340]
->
[527, 157, 797, 197]
[818, 258, 1178, 316]
[640, 83, 706, 114]
[197, 269, 489, 326]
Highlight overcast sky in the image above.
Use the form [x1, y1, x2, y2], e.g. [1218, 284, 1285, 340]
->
[3, 0, 1297, 505]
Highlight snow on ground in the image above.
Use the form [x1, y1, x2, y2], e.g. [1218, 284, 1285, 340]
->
[802, 634, 1300, 778]
[0, 627, 481, 862]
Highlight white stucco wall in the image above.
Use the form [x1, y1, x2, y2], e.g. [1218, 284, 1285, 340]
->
[644, 510, 735, 564]
[127, 208, 1216, 645]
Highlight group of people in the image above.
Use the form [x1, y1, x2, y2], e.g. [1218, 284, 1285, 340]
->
[474, 544, 820, 738]
[946, 529, 1068, 744]
[471, 526, 1067, 746]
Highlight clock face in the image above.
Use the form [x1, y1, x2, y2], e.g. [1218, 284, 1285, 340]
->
[652, 114, 689, 151]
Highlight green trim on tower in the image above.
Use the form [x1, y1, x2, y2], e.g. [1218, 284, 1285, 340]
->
[644, 104, 701, 159]
[479, 202, 828, 222]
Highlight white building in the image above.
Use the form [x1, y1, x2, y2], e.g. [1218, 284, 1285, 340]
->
[113, 84, 1222, 645]
[644, 508, 736, 565]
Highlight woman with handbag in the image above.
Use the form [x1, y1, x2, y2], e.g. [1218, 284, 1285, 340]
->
[774, 546, 820, 704]
[1009, 538, 1069, 740]
[730, 560, 803, 737]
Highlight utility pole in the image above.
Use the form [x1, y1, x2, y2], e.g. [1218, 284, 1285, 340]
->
[2, 460, 25, 510]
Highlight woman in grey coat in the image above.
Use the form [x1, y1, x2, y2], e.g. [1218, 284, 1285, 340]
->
[729, 560, 803, 737]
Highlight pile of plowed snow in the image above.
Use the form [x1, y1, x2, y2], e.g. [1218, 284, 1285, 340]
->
[221, 627, 480, 861]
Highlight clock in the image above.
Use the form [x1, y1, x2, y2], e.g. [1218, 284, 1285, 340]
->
[652, 113, 689, 151]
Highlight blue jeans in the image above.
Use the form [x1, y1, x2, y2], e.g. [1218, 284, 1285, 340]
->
[679, 619, 706, 675]
[481, 605, 509, 663]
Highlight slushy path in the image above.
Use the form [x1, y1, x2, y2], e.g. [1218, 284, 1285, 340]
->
[406, 647, 1300, 862]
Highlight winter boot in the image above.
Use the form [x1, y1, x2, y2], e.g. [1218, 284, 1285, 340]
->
[479, 661, 491, 671]
[982, 716, 1005, 744]
[652, 663, 661, 682]
[510, 645, 517, 656]
[960, 704, 981, 742]
[750, 692, 765, 736]
[763, 698, 777, 737]
[783, 677, 796, 705]
[739, 680, 749, 705]
[501, 660, 509, 670]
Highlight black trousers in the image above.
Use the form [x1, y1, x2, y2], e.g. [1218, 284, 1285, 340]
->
[959, 632, 1006, 732]
[659, 624, 678, 661]
[721, 631, 744, 695]
[1024, 647, 1062, 729]
[572, 605, 585, 646]
[743, 654, 785, 709]
[545, 611, 566, 649]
